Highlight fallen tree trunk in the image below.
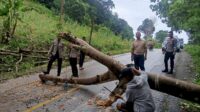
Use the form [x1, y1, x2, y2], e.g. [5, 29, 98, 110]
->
[18, 49, 48, 54]
[39, 72, 200, 104]
[39, 71, 116, 85]
[40, 32, 200, 104]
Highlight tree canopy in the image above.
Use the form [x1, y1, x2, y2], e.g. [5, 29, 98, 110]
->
[137, 18, 155, 39]
[150, 0, 200, 44]
[155, 30, 168, 43]
[37, 0, 133, 39]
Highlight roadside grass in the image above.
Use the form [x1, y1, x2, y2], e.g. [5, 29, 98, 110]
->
[0, 0, 131, 81]
[185, 45, 200, 84]
[181, 45, 200, 111]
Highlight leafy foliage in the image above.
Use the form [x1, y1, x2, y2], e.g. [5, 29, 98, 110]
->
[150, 0, 200, 44]
[155, 30, 168, 43]
[0, 0, 131, 77]
[0, 0, 23, 43]
[137, 18, 155, 39]
[37, 0, 133, 39]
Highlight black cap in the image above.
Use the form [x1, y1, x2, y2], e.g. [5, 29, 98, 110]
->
[119, 67, 133, 79]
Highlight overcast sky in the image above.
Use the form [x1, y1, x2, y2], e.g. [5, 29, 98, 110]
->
[112, 0, 188, 43]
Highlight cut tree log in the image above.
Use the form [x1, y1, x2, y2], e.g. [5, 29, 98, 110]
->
[39, 32, 200, 104]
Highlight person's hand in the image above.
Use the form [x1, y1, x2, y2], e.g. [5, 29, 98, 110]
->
[116, 103, 123, 110]
[117, 103, 128, 112]
[96, 99, 112, 107]
[48, 54, 51, 60]
[131, 53, 134, 61]
[132, 68, 140, 76]
[162, 47, 166, 54]
[173, 51, 176, 55]
[144, 56, 147, 60]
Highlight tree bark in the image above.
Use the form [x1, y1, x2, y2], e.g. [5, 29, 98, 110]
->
[40, 33, 200, 104]
[89, 19, 94, 45]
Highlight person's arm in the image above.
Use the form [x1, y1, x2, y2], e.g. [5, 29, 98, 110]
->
[131, 42, 134, 54]
[173, 38, 177, 55]
[96, 78, 127, 106]
[144, 41, 147, 60]
[48, 41, 54, 57]
[131, 42, 134, 61]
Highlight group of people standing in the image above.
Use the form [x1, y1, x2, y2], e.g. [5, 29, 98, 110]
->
[43, 34, 86, 78]
[131, 31, 177, 74]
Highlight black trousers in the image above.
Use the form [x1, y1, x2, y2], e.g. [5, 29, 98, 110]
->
[133, 54, 145, 71]
[79, 51, 85, 67]
[164, 52, 175, 71]
[46, 54, 62, 76]
[69, 58, 78, 77]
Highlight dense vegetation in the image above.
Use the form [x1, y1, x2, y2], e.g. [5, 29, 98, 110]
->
[150, 0, 200, 44]
[0, 0, 132, 80]
[38, 0, 133, 39]
[155, 30, 168, 43]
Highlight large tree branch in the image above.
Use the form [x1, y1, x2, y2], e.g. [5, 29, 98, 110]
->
[39, 32, 200, 104]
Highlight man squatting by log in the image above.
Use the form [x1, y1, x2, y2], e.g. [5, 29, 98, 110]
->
[114, 64, 155, 112]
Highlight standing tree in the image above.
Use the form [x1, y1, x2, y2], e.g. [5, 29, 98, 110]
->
[150, 0, 200, 44]
[88, 7, 97, 45]
[137, 18, 155, 39]
[57, 0, 65, 31]
[0, 0, 23, 43]
[155, 30, 168, 43]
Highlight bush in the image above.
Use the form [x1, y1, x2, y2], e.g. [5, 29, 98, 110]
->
[185, 45, 200, 84]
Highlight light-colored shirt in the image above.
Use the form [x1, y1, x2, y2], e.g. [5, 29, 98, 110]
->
[163, 37, 177, 52]
[69, 45, 79, 58]
[49, 38, 64, 58]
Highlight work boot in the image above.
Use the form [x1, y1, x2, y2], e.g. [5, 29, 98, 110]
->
[167, 70, 173, 74]
[79, 67, 84, 70]
[162, 69, 168, 73]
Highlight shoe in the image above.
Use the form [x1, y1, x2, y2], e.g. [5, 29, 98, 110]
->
[79, 67, 84, 70]
[71, 75, 79, 78]
[41, 79, 46, 83]
[167, 71, 173, 74]
[162, 69, 168, 73]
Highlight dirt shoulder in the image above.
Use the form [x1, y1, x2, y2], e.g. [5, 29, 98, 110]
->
[175, 50, 195, 81]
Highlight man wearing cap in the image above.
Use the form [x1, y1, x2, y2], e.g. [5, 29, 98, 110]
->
[162, 31, 177, 74]
[43, 34, 64, 76]
[131, 31, 147, 71]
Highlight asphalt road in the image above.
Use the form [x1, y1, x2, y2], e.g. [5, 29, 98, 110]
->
[0, 49, 182, 112]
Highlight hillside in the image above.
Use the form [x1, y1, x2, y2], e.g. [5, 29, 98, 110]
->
[0, 0, 131, 80]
